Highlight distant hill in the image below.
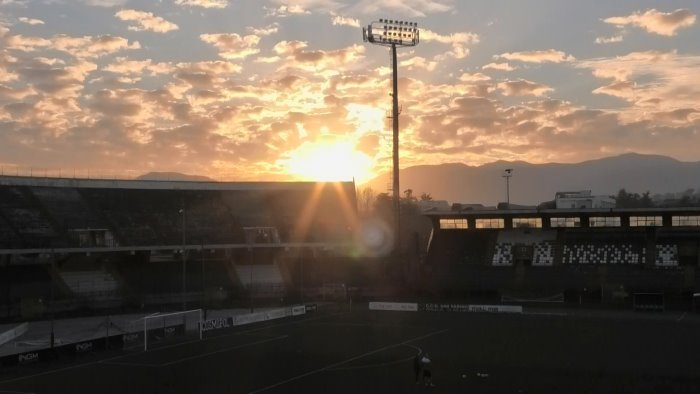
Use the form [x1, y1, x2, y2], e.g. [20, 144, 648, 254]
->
[136, 172, 214, 182]
[361, 153, 700, 205]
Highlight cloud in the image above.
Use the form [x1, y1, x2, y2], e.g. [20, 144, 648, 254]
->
[350, 0, 453, 17]
[272, 40, 365, 72]
[265, 5, 311, 17]
[200, 33, 261, 60]
[175, 0, 228, 9]
[18, 17, 44, 25]
[604, 8, 696, 36]
[497, 49, 575, 63]
[115, 9, 179, 33]
[103, 57, 173, 76]
[268, 0, 453, 18]
[458, 72, 490, 83]
[5, 32, 140, 58]
[421, 29, 479, 59]
[81, 0, 127, 7]
[400, 56, 437, 72]
[498, 79, 553, 97]
[247, 23, 279, 36]
[595, 35, 623, 44]
[331, 14, 360, 28]
[482, 62, 516, 72]
[578, 51, 700, 122]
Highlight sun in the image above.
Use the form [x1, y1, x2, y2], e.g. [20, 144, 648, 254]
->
[283, 140, 374, 183]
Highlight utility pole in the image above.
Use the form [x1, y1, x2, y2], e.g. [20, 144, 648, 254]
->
[179, 209, 186, 311]
[503, 169, 513, 207]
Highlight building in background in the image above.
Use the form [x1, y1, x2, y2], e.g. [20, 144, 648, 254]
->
[555, 190, 615, 209]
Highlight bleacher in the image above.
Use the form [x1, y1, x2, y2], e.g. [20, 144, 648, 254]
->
[655, 244, 679, 267]
[0, 186, 57, 248]
[235, 264, 286, 297]
[492, 243, 513, 266]
[59, 270, 119, 297]
[532, 241, 555, 266]
[562, 243, 642, 265]
[30, 187, 106, 230]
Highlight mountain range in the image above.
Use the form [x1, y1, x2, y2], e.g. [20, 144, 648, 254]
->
[361, 153, 700, 205]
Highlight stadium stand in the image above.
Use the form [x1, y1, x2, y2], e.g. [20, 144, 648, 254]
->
[422, 207, 700, 303]
[0, 176, 357, 323]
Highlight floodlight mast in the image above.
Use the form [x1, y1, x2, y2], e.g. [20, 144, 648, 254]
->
[363, 19, 419, 260]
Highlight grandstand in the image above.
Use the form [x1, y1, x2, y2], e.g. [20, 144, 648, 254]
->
[0, 175, 358, 321]
[423, 208, 700, 305]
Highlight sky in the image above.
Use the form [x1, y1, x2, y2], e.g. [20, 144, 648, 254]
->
[0, 0, 698, 184]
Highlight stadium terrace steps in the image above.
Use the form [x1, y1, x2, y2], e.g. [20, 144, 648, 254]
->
[59, 270, 119, 296]
[0, 186, 57, 247]
[234, 264, 285, 287]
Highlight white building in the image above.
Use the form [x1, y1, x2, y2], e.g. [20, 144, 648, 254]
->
[555, 190, 615, 209]
[417, 200, 450, 212]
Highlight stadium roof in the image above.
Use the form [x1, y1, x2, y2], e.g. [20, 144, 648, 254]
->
[425, 207, 700, 217]
[0, 175, 355, 191]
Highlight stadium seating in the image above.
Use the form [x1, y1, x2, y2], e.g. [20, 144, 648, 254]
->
[234, 264, 286, 297]
[0, 186, 57, 248]
[234, 264, 285, 287]
[492, 243, 513, 266]
[562, 243, 641, 265]
[655, 244, 679, 267]
[30, 187, 107, 230]
[59, 270, 119, 297]
[532, 242, 555, 266]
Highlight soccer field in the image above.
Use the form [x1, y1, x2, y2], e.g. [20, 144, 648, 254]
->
[1, 306, 700, 393]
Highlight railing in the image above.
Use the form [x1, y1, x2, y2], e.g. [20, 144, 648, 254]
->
[0, 166, 266, 182]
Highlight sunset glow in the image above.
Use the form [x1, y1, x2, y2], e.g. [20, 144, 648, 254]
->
[0, 1, 697, 182]
[283, 140, 374, 183]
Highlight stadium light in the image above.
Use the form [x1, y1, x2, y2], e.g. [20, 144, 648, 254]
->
[503, 169, 513, 207]
[362, 18, 420, 259]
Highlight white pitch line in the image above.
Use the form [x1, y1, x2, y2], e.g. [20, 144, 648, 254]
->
[160, 335, 288, 367]
[0, 312, 342, 385]
[248, 328, 449, 394]
[99, 361, 160, 368]
[0, 391, 36, 394]
[327, 344, 420, 371]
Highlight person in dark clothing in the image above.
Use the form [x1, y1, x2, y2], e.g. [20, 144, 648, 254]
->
[420, 353, 435, 387]
[413, 350, 423, 383]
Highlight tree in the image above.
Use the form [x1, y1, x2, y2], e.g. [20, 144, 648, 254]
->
[420, 192, 433, 201]
[357, 186, 376, 215]
[403, 188, 416, 202]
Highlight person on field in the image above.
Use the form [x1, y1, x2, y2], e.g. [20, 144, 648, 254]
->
[413, 350, 423, 383]
[419, 353, 435, 387]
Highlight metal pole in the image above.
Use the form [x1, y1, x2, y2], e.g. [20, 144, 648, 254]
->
[181, 210, 186, 311]
[50, 254, 55, 349]
[506, 176, 510, 206]
[391, 43, 400, 257]
[201, 244, 205, 317]
[249, 247, 254, 313]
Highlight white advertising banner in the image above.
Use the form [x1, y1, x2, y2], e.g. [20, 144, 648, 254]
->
[468, 304, 522, 313]
[369, 302, 419, 312]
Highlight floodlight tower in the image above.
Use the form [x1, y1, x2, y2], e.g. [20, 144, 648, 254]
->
[363, 18, 420, 256]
